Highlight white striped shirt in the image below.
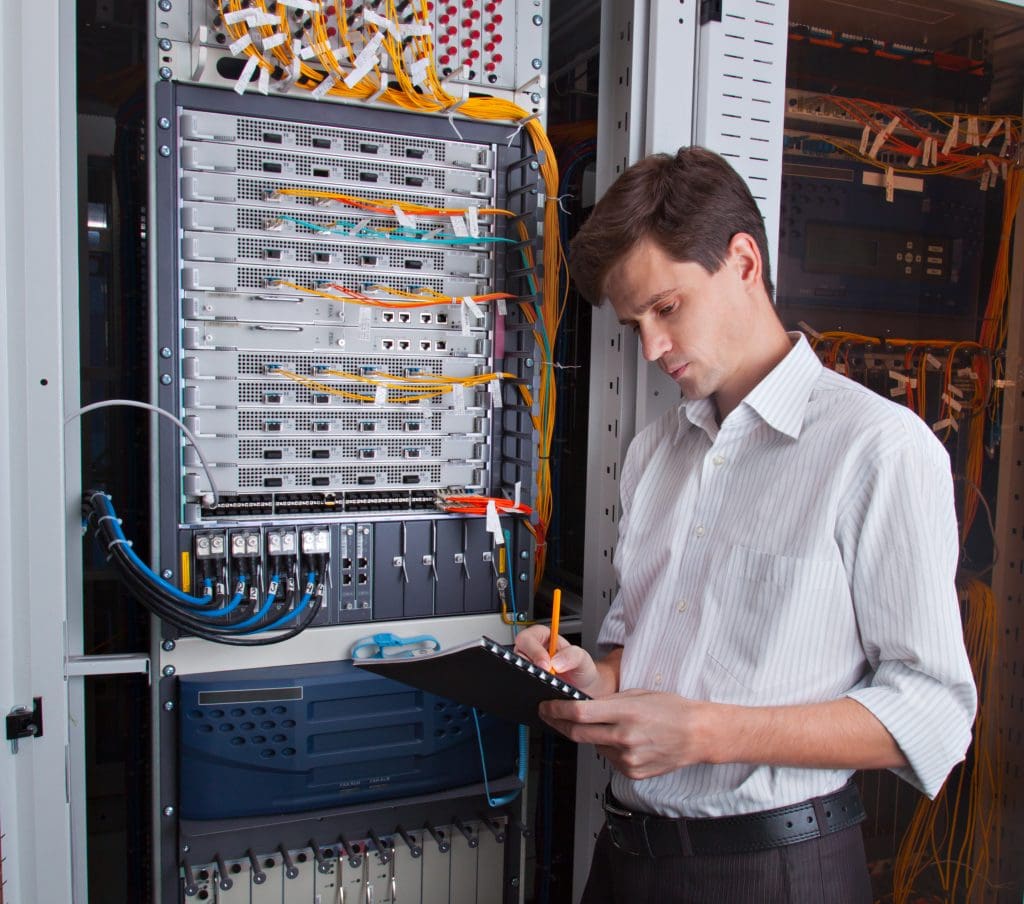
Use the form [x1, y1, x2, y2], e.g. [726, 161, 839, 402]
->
[600, 334, 977, 818]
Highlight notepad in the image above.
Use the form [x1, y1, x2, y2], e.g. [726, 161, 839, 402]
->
[353, 635, 591, 730]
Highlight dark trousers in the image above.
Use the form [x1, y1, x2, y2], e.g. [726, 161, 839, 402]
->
[581, 821, 872, 904]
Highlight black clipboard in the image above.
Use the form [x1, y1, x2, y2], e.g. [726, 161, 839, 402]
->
[353, 635, 591, 730]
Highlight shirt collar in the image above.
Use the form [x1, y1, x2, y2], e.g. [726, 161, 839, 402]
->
[677, 333, 822, 441]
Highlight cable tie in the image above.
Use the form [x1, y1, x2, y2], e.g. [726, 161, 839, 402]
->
[553, 193, 574, 214]
[234, 55, 260, 95]
[506, 113, 540, 147]
[367, 73, 390, 104]
[106, 538, 133, 552]
[229, 32, 253, 56]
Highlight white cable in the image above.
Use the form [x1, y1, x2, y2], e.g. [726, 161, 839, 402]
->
[65, 399, 220, 506]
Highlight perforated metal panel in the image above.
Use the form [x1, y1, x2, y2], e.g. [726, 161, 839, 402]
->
[694, 0, 788, 289]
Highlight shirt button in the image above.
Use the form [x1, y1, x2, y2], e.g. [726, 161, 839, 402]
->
[712, 454, 725, 466]
[694, 525, 705, 537]
[654, 673, 663, 685]
[676, 600, 687, 613]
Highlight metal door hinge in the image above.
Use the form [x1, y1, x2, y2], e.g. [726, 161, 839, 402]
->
[7, 697, 43, 753]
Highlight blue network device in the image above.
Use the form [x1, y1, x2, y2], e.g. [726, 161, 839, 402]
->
[177, 659, 517, 820]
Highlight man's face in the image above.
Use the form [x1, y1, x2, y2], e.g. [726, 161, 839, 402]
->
[602, 237, 753, 406]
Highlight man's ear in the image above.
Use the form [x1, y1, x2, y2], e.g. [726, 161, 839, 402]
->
[727, 232, 763, 291]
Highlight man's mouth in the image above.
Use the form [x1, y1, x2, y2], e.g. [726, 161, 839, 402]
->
[666, 362, 688, 380]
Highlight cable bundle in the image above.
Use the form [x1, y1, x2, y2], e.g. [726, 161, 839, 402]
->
[892, 579, 1001, 902]
[83, 491, 322, 645]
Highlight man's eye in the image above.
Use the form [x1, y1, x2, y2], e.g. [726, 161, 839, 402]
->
[657, 303, 676, 318]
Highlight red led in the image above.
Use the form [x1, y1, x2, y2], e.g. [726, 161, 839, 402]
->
[326, 5, 336, 14]
[439, 54, 450, 64]
[470, 8, 481, 18]
[447, 24, 456, 34]
[447, 4, 457, 13]
[462, 17, 472, 26]
[463, 0, 473, 6]
[439, 13, 449, 22]
[485, 1, 495, 10]
[427, 1, 434, 8]
[492, 33, 502, 43]
[484, 41, 494, 51]
[326, 26, 336, 36]
[462, 37, 472, 47]
[470, 28, 480, 38]
[492, 13, 503, 23]
[493, 52, 502, 62]
[484, 22, 495, 32]
[485, 62, 496, 71]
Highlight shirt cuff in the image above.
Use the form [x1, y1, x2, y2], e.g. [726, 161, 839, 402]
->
[846, 662, 976, 798]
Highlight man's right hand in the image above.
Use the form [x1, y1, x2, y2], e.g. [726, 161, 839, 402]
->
[513, 626, 614, 698]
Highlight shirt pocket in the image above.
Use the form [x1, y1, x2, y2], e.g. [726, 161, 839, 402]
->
[704, 544, 846, 701]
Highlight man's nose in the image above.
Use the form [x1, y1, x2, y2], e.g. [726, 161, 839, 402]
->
[639, 322, 669, 362]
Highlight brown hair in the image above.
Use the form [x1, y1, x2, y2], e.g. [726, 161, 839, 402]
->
[569, 147, 774, 304]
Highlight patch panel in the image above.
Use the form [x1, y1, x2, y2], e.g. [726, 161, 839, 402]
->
[182, 234, 493, 280]
[182, 140, 495, 197]
[179, 321, 488, 357]
[180, 110, 495, 172]
[182, 201, 499, 247]
[190, 1, 546, 99]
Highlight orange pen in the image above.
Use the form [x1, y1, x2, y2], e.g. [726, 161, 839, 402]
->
[548, 588, 561, 674]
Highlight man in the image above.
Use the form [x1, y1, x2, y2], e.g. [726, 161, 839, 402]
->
[514, 147, 977, 903]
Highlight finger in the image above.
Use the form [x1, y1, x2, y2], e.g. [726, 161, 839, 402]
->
[513, 628, 553, 668]
[548, 644, 593, 677]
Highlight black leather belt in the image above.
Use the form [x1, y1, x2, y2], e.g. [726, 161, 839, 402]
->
[603, 781, 865, 857]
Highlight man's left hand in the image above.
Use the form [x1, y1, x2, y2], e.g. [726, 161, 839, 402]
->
[539, 689, 709, 779]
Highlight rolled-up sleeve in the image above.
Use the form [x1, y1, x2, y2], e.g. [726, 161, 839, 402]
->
[840, 419, 977, 797]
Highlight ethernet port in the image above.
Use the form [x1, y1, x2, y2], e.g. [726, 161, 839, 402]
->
[341, 557, 352, 569]
[360, 449, 375, 459]
[436, 340, 447, 351]
[382, 311, 395, 323]
[342, 574, 353, 585]
[381, 339, 395, 350]
[398, 340, 410, 351]
[357, 573, 369, 584]
[436, 312, 448, 324]
[357, 557, 368, 568]
[405, 421, 421, 432]
[420, 313, 432, 324]
[398, 312, 411, 323]
[419, 340, 431, 351]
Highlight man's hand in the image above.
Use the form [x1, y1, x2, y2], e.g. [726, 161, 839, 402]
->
[512, 626, 618, 699]
[539, 689, 709, 779]
[540, 691, 909, 778]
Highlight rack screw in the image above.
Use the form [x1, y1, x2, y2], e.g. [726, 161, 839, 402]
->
[158, 0, 172, 11]
[158, 38, 172, 51]
[161, 374, 173, 385]
[525, 358, 534, 367]
[159, 67, 173, 80]
[520, 550, 529, 559]
[164, 701, 175, 712]
[162, 639, 176, 651]
[164, 806, 175, 817]
[163, 665, 176, 677]
[161, 569, 173, 579]
[159, 145, 171, 157]
[518, 572, 528, 582]
[160, 347, 172, 358]
[530, 92, 542, 104]
[532, 15, 543, 25]
[531, 58, 542, 70]
[158, 117, 171, 129]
